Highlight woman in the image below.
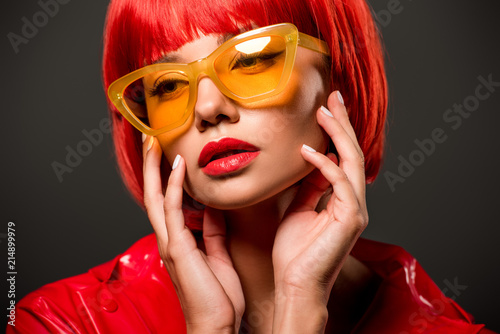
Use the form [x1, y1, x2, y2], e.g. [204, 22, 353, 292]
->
[9, 0, 495, 332]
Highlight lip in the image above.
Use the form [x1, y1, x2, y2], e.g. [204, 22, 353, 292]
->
[198, 137, 260, 176]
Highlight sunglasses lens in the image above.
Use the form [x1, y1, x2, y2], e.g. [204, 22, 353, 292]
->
[123, 70, 190, 130]
[214, 35, 287, 98]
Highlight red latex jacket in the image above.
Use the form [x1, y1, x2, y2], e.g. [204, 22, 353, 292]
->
[7, 235, 496, 333]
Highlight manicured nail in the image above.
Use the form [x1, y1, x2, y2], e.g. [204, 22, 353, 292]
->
[302, 144, 316, 153]
[172, 154, 181, 170]
[336, 91, 344, 105]
[147, 136, 154, 152]
[320, 106, 333, 117]
[142, 133, 147, 143]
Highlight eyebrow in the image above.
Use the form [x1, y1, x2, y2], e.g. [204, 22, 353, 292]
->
[218, 33, 235, 45]
[153, 33, 236, 64]
[153, 54, 181, 64]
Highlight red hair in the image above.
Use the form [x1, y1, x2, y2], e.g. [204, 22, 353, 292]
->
[102, 0, 387, 229]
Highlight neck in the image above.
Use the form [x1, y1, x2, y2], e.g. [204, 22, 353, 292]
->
[223, 186, 297, 332]
[201, 186, 378, 333]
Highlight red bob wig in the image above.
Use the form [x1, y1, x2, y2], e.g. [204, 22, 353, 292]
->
[102, 0, 387, 228]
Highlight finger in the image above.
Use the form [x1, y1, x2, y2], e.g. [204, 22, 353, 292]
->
[203, 207, 231, 263]
[143, 135, 169, 244]
[285, 153, 337, 214]
[317, 106, 366, 204]
[300, 145, 358, 206]
[327, 91, 361, 155]
[162, 155, 203, 280]
[320, 96, 364, 163]
[163, 154, 188, 238]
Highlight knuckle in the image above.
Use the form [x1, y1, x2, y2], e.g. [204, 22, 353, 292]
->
[333, 169, 350, 184]
[165, 244, 179, 264]
[157, 244, 169, 260]
[328, 163, 343, 179]
[163, 253, 175, 269]
[144, 193, 164, 212]
[363, 212, 369, 227]
[163, 196, 178, 213]
[349, 209, 368, 232]
[164, 251, 174, 264]
[156, 238, 173, 265]
[358, 212, 369, 230]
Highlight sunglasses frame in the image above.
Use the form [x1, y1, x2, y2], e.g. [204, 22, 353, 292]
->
[107, 23, 330, 136]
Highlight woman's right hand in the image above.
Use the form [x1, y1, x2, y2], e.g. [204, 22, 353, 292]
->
[142, 135, 245, 334]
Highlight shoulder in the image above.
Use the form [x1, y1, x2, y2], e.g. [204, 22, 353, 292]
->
[350, 238, 495, 334]
[7, 234, 186, 334]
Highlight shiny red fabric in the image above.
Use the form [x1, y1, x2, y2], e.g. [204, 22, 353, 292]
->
[7, 235, 495, 333]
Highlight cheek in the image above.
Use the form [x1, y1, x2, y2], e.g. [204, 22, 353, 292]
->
[246, 63, 328, 150]
[277, 62, 329, 150]
[157, 113, 196, 164]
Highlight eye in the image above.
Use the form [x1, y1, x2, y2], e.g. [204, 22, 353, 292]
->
[149, 78, 188, 99]
[157, 81, 177, 94]
[237, 56, 259, 68]
[231, 51, 283, 72]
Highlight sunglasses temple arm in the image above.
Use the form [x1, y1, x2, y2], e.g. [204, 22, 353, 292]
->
[297, 32, 330, 56]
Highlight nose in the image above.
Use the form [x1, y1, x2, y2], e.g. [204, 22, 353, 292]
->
[194, 77, 240, 132]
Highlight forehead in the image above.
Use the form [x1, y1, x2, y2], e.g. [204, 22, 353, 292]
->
[154, 33, 237, 64]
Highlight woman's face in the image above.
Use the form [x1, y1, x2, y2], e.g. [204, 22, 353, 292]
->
[155, 32, 330, 210]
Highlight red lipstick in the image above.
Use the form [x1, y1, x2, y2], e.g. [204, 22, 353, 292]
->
[198, 138, 260, 176]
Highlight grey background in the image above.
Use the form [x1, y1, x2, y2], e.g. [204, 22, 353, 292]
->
[2, 0, 499, 331]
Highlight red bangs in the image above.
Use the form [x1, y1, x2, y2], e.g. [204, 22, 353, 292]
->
[105, 0, 323, 78]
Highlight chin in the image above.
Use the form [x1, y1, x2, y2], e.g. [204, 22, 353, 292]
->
[184, 165, 315, 211]
[184, 183, 269, 210]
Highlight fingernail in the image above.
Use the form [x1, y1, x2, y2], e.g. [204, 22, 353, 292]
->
[336, 91, 344, 105]
[320, 106, 333, 117]
[142, 133, 147, 143]
[302, 144, 316, 153]
[172, 154, 181, 170]
[147, 136, 154, 152]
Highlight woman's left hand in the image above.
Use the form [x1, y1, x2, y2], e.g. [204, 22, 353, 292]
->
[272, 91, 369, 333]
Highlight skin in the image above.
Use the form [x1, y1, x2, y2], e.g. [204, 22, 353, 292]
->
[141, 32, 375, 333]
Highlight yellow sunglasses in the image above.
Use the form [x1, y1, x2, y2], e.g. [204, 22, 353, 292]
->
[107, 23, 330, 136]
